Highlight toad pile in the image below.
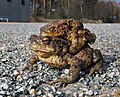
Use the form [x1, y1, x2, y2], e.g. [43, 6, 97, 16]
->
[27, 19, 103, 85]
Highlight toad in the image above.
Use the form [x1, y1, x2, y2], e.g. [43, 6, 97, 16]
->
[27, 35, 103, 84]
[40, 19, 84, 38]
[40, 19, 96, 55]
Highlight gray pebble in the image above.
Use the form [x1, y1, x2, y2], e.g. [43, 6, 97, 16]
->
[93, 91, 99, 95]
[0, 90, 6, 95]
[86, 90, 93, 96]
[36, 90, 42, 96]
[47, 93, 54, 97]
[0, 23, 120, 96]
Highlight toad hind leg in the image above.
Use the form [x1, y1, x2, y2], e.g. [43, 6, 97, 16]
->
[88, 60, 103, 76]
[88, 49, 103, 76]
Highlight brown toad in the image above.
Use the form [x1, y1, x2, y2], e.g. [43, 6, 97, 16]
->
[27, 35, 103, 84]
[40, 19, 96, 55]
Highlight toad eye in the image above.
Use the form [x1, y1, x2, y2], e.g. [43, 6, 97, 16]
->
[42, 36, 51, 44]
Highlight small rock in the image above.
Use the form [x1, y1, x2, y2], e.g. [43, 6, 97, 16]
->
[64, 69, 69, 74]
[29, 89, 36, 95]
[1, 57, 7, 62]
[47, 93, 54, 97]
[16, 75, 23, 82]
[115, 71, 119, 76]
[84, 81, 88, 85]
[38, 65, 42, 71]
[113, 63, 117, 67]
[106, 94, 110, 96]
[0, 90, 6, 95]
[82, 88, 88, 92]
[56, 91, 62, 95]
[108, 72, 115, 78]
[51, 86, 56, 93]
[0, 51, 2, 58]
[101, 74, 106, 78]
[44, 87, 50, 91]
[19, 87, 24, 92]
[1, 83, 9, 90]
[73, 92, 78, 97]
[86, 90, 93, 96]
[0, 67, 3, 74]
[13, 69, 20, 76]
[78, 92, 84, 97]
[36, 90, 42, 96]
[28, 78, 34, 85]
[94, 91, 99, 95]
[15, 86, 21, 90]
[118, 79, 120, 85]
[0, 46, 8, 52]
[42, 95, 47, 97]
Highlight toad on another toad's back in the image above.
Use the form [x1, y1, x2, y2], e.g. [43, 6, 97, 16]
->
[40, 19, 96, 55]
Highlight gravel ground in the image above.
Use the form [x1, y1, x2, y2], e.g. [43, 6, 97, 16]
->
[0, 23, 120, 97]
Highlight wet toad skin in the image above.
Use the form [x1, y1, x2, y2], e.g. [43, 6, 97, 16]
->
[27, 35, 103, 84]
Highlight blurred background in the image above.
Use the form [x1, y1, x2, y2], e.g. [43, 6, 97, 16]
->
[0, 0, 120, 23]
[30, 0, 120, 23]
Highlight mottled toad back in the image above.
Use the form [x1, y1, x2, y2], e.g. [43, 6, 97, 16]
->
[40, 19, 84, 38]
[40, 19, 96, 55]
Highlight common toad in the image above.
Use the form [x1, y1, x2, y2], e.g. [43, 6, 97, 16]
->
[40, 19, 96, 55]
[27, 35, 103, 84]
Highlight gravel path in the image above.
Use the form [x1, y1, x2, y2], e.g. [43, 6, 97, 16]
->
[0, 23, 120, 97]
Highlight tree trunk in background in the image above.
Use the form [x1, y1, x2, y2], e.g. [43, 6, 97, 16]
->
[43, 0, 47, 18]
[48, 0, 51, 18]
[67, 0, 70, 18]
[80, 0, 83, 18]
[30, 0, 120, 23]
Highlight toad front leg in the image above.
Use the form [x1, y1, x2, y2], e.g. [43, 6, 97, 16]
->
[27, 55, 39, 72]
[27, 54, 82, 84]
[49, 54, 82, 84]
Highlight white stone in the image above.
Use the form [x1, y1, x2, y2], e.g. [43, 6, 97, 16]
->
[1, 83, 9, 90]
[115, 71, 119, 76]
[0, 90, 5, 95]
[108, 72, 115, 78]
[17, 75, 23, 82]
[78, 92, 84, 97]
[36, 90, 42, 95]
[51, 86, 56, 92]
[56, 91, 62, 95]
[13, 69, 19, 76]
[47, 93, 54, 97]
[1, 58, 7, 62]
[101, 74, 106, 78]
[73, 92, 77, 97]
[64, 69, 69, 74]
[19, 87, 24, 92]
[118, 79, 120, 85]
[82, 88, 88, 92]
[29, 89, 36, 95]
[86, 90, 93, 96]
